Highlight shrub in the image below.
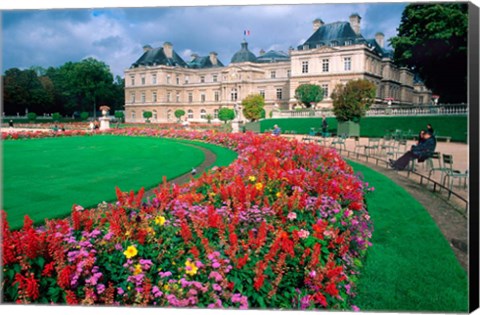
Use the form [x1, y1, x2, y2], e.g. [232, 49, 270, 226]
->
[52, 112, 62, 122]
[295, 84, 324, 108]
[242, 94, 265, 122]
[331, 79, 376, 122]
[218, 108, 235, 124]
[143, 111, 153, 123]
[27, 112, 37, 121]
[175, 109, 186, 121]
[80, 112, 89, 121]
[114, 111, 125, 122]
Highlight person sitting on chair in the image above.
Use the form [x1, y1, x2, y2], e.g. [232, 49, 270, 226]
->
[272, 124, 281, 136]
[389, 130, 436, 170]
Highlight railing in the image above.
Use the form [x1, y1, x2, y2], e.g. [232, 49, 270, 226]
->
[271, 104, 468, 118]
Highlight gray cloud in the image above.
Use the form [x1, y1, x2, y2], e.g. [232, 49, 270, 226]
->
[2, 3, 407, 77]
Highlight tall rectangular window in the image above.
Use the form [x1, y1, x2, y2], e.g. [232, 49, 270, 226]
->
[188, 92, 193, 103]
[130, 75, 135, 86]
[214, 91, 220, 102]
[231, 88, 238, 101]
[167, 92, 171, 102]
[271, 71, 276, 79]
[141, 75, 145, 85]
[200, 76, 205, 83]
[321, 84, 329, 99]
[185, 76, 189, 84]
[214, 109, 219, 119]
[287, 70, 291, 77]
[302, 61, 309, 74]
[166, 75, 171, 84]
[344, 57, 352, 71]
[176, 76, 180, 85]
[213, 74, 218, 82]
[152, 74, 157, 84]
[141, 92, 146, 103]
[201, 93, 206, 102]
[276, 88, 282, 100]
[130, 92, 135, 103]
[176, 92, 180, 103]
[259, 90, 265, 99]
[152, 91, 157, 103]
[322, 59, 329, 72]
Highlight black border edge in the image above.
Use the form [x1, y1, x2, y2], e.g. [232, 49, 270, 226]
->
[469, 1, 480, 313]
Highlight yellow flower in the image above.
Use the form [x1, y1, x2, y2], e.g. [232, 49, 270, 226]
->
[163, 284, 170, 291]
[155, 216, 166, 226]
[125, 231, 131, 237]
[185, 260, 198, 276]
[255, 182, 264, 190]
[248, 175, 256, 182]
[147, 227, 155, 235]
[276, 192, 282, 198]
[133, 264, 142, 275]
[123, 245, 138, 259]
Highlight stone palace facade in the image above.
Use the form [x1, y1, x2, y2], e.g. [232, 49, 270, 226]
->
[124, 13, 431, 123]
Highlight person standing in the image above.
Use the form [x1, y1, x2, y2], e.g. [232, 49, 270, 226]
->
[8, 120, 14, 128]
[321, 115, 328, 136]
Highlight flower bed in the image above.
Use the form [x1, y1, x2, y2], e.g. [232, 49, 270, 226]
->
[1, 128, 373, 310]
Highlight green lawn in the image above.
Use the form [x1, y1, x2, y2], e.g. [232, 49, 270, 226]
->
[2, 135, 236, 230]
[349, 161, 468, 312]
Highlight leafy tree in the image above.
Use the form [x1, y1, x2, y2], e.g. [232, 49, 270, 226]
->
[205, 114, 213, 123]
[331, 79, 376, 122]
[295, 84, 324, 108]
[80, 112, 89, 121]
[52, 112, 62, 122]
[143, 111, 153, 122]
[241, 94, 265, 122]
[218, 108, 235, 124]
[174, 109, 186, 121]
[390, 3, 468, 103]
[114, 111, 125, 122]
[27, 112, 37, 121]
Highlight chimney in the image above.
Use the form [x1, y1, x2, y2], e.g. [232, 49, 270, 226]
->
[349, 13, 361, 35]
[143, 44, 153, 53]
[375, 32, 385, 48]
[163, 42, 173, 59]
[313, 18, 324, 32]
[191, 53, 199, 61]
[259, 49, 265, 56]
[209, 51, 218, 65]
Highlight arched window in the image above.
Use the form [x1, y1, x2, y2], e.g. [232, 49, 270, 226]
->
[200, 109, 207, 119]
[153, 110, 157, 120]
[167, 109, 172, 120]
[131, 111, 136, 120]
[214, 109, 219, 119]
[188, 109, 194, 119]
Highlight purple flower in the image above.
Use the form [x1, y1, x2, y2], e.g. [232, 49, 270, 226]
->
[212, 262, 221, 269]
[159, 271, 172, 278]
[117, 287, 124, 295]
[152, 286, 163, 298]
[96, 284, 105, 294]
[212, 284, 222, 291]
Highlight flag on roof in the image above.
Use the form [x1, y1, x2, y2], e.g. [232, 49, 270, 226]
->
[244, 30, 250, 36]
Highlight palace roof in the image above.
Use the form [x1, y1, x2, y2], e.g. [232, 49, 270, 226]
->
[131, 46, 188, 68]
[231, 40, 257, 63]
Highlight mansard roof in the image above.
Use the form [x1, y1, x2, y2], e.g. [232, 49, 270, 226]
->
[231, 40, 257, 63]
[188, 55, 224, 69]
[131, 47, 188, 68]
[256, 50, 290, 63]
[300, 21, 364, 49]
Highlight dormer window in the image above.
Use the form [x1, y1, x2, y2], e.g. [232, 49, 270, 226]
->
[330, 41, 338, 47]
[316, 43, 325, 48]
[345, 40, 352, 46]
[303, 44, 309, 50]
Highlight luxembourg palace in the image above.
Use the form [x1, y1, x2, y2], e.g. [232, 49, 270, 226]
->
[124, 13, 431, 123]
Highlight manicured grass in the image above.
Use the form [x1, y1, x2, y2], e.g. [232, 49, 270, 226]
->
[349, 161, 468, 312]
[257, 115, 467, 142]
[3, 135, 237, 230]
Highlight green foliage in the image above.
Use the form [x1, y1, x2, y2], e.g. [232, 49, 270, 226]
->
[27, 112, 37, 121]
[390, 3, 468, 103]
[294, 84, 324, 107]
[331, 79, 376, 122]
[241, 94, 265, 122]
[218, 107, 235, 124]
[80, 112, 89, 121]
[205, 114, 213, 123]
[52, 112, 61, 121]
[114, 111, 125, 122]
[143, 111, 153, 122]
[174, 109, 186, 120]
[3, 58, 123, 116]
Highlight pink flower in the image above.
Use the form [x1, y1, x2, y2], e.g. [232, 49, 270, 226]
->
[352, 305, 360, 312]
[287, 212, 297, 220]
[212, 284, 222, 291]
[298, 229, 310, 239]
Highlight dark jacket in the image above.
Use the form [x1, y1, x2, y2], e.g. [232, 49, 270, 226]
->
[412, 136, 436, 160]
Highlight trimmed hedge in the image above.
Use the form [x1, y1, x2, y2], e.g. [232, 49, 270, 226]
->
[258, 115, 468, 142]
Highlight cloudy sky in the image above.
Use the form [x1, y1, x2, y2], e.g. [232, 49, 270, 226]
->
[2, 1, 409, 77]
